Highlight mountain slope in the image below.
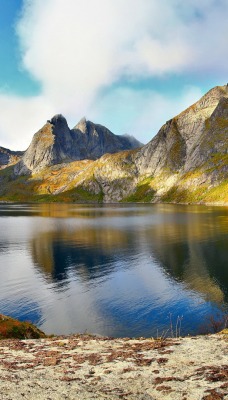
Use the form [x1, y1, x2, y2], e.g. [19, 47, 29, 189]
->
[0, 85, 227, 205]
[14, 115, 142, 175]
[135, 85, 228, 176]
[0, 146, 23, 168]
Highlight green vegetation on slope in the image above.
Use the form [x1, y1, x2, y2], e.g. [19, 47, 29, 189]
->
[0, 144, 227, 205]
[161, 179, 228, 204]
[0, 314, 46, 340]
[122, 176, 155, 202]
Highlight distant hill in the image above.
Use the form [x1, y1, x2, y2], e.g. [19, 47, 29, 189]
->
[0, 85, 227, 205]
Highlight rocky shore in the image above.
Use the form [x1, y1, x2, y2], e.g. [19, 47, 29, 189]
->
[0, 331, 227, 400]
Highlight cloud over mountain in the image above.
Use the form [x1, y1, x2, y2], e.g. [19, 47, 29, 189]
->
[0, 0, 228, 149]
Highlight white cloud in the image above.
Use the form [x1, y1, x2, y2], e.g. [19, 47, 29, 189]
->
[18, 0, 228, 97]
[0, 95, 54, 150]
[0, 0, 227, 149]
[17, 0, 196, 109]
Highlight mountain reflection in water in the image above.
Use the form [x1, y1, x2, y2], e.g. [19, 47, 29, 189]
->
[0, 203, 227, 336]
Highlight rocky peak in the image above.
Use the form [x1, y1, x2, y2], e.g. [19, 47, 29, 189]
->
[196, 85, 228, 109]
[73, 117, 87, 132]
[47, 114, 71, 138]
[184, 95, 228, 172]
[71, 119, 142, 160]
[135, 84, 228, 176]
[73, 118, 102, 138]
[49, 114, 67, 125]
[14, 115, 142, 175]
[14, 113, 76, 175]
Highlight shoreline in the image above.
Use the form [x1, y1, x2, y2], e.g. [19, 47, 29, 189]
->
[0, 200, 228, 207]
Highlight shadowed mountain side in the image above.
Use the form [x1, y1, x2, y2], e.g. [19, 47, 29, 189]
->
[0, 146, 24, 168]
[71, 118, 143, 160]
[14, 115, 143, 175]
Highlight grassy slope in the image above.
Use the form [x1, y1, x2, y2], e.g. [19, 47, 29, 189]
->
[0, 160, 103, 203]
[0, 314, 46, 340]
[0, 160, 227, 205]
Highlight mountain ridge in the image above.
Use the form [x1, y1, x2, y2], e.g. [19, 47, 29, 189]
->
[13, 115, 143, 175]
[0, 84, 227, 205]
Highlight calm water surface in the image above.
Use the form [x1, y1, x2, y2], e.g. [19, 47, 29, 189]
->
[0, 203, 227, 337]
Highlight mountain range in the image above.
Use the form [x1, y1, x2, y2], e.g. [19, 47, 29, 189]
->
[14, 116, 142, 175]
[0, 84, 227, 204]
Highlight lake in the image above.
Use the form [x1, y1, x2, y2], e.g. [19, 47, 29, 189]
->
[0, 203, 227, 337]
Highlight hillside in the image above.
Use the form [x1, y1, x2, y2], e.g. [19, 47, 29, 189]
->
[0, 147, 23, 169]
[0, 85, 227, 204]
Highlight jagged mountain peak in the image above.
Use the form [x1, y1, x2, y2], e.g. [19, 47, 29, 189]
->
[135, 84, 228, 176]
[14, 114, 142, 174]
[200, 84, 228, 98]
[73, 118, 110, 133]
[46, 114, 70, 138]
[48, 114, 68, 126]
[177, 84, 228, 118]
[72, 117, 102, 134]
[73, 117, 87, 131]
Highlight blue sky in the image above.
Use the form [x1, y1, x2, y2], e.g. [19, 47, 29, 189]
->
[0, 0, 39, 95]
[0, 0, 227, 150]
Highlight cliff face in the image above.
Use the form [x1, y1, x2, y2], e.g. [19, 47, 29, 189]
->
[14, 116, 142, 175]
[135, 85, 228, 176]
[185, 96, 228, 173]
[14, 115, 78, 175]
[0, 85, 227, 204]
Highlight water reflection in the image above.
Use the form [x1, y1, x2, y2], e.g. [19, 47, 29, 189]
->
[144, 222, 228, 304]
[29, 206, 228, 305]
[31, 228, 130, 285]
[155, 240, 226, 303]
[0, 203, 227, 336]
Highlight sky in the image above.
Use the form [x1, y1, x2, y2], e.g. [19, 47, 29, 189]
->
[0, 0, 227, 150]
